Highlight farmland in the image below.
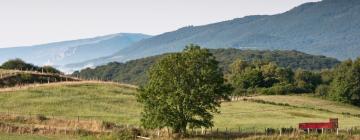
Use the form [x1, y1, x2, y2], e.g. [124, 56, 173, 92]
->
[0, 82, 359, 133]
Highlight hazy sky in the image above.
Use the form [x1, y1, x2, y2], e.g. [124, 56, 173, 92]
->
[0, 0, 320, 48]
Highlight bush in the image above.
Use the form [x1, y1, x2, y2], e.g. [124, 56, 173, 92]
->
[259, 84, 295, 95]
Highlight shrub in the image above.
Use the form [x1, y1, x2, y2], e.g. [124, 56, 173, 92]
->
[258, 84, 294, 95]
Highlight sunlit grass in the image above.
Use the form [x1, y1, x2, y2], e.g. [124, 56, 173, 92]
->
[0, 82, 141, 125]
[0, 83, 359, 131]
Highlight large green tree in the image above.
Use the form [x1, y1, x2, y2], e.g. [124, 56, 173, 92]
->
[329, 59, 360, 106]
[137, 45, 233, 134]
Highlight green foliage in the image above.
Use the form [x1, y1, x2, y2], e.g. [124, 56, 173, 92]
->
[294, 69, 322, 93]
[329, 59, 360, 106]
[259, 83, 295, 95]
[1, 58, 39, 71]
[42, 66, 62, 74]
[315, 84, 330, 97]
[75, 49, 340, 85]
[1, 58, 62, 74]
[229, 59, 296, 95]
[137, 45, 233, 134]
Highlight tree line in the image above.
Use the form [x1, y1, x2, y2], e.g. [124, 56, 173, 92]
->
[227, 58, 360, 106]
[73, 48, 340, 85]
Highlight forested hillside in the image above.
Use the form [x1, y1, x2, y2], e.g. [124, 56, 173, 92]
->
[73, 48, 340, 85]
[72, 0, 360, 68]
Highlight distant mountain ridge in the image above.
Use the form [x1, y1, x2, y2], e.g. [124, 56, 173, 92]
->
[0, 33, 151, 72]
[72, 0, 359, 68]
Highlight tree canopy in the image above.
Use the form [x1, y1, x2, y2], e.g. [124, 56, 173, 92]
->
[137, 45, 233, 134]
[1, 58, 62, 74]
[74, 49, 339, 85]
[329, 59, 360, 106]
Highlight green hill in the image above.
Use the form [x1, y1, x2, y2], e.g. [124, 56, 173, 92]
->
[70, 0, 360, 69]
[73, 49, 340, 85]
[0, 82, 359, 130]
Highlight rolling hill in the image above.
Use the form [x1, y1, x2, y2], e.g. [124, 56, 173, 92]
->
[73, 48, 340, 85]
[73, 0, 360, 68]
[0, 33, 151, 73]
[0, 82, 359, 131]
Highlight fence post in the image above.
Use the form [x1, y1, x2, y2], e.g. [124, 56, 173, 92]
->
[307, 128, 310, 134]
[321, 128, 324, 134]
[280, 128, 282, 136]
[336, 128, 339, 135]
[254, 127, 256, 136]
[265, 128, 267, 136]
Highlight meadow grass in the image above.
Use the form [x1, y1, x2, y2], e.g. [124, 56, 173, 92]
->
[246, 95, 360, 114]
[0, 82, 360, 131]
[0, 82, 141, 125]
[215, 101, 360, 131]
[0, 132, 77, 140]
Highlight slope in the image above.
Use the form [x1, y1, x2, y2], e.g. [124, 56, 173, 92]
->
[0, 82, 359, 130]
[82, 0, 360, 67]
[73, 48, 340, 85]
[0, 33, 151, 72]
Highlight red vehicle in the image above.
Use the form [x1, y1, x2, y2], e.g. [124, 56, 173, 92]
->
[299, 118, 338, 131]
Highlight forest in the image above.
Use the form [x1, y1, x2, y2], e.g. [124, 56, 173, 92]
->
[73, 48, 340, 85]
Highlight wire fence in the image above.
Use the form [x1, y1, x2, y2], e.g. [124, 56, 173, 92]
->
[0, 111, 360, 139]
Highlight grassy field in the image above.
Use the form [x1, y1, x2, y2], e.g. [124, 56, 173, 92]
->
[215, 100, 360, 131]
[0, 82, 360, 133]
[246, 95, 360, 115]
[0, 82, 141, 125]
[0, 132, 76, 140]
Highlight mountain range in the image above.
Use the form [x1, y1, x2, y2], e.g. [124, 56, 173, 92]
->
[98, 0, 360, 62]
[0, 33, 150, 72]
[1, 0, 360, 72]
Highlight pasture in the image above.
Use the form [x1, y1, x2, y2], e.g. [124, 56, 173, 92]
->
[0, 82, 359, 140]
[0, 82, 359, 131]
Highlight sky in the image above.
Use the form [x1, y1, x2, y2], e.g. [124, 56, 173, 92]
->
[0, 0, 320, 48]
